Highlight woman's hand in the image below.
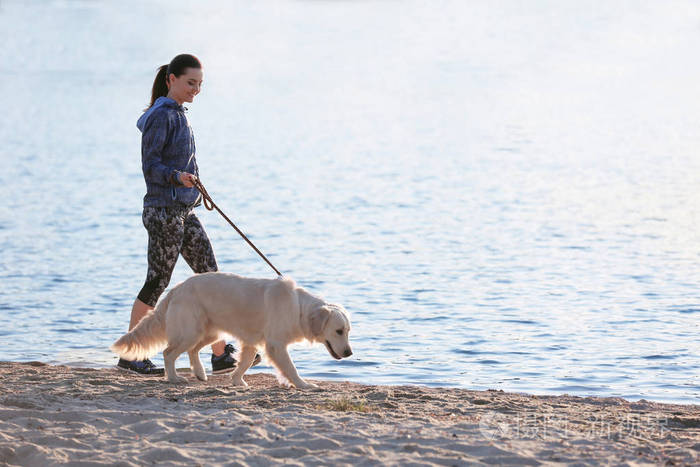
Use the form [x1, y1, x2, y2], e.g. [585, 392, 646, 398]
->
[178, 172, 197, 187]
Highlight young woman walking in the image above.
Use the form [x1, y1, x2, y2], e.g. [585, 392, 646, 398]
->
[119, 54, 243, 375]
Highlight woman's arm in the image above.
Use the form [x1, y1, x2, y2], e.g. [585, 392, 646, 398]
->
[141, 111, 181, 186]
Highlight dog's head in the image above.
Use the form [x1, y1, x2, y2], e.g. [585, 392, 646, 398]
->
[308, 304, 352, 360]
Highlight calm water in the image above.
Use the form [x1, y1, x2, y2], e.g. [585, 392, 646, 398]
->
[1, 1, 698, 404]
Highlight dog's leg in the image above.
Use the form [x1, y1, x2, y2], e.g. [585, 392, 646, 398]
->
[265, 342, 318, 389]
[163, 344, 189, 384]
[188, 334, 218, 382]
[188, 348, 207, 382]
[230, 345, 257, 387]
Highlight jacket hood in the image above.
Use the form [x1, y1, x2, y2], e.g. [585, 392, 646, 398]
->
[136, 97, 181, 132]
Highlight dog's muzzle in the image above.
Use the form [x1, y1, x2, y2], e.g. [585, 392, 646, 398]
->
[325, 341, 352, 360]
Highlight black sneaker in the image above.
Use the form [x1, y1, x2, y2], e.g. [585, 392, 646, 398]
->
[117, 358, 165, 376]
[211, 344, 262, 374]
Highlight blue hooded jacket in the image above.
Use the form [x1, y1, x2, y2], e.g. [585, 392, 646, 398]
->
[137, 96, 201, 208]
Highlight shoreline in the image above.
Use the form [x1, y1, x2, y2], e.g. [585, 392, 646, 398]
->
[0, 361, 697, 466]
[22, 357, 698, 406]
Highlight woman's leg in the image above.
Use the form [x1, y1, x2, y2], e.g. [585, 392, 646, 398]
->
[180, 211, 226, 355]
[120, 207, 186, 374]
[209, 340, 226, 356]
[134, 206, 186, 326]
[128, 298, 153, 331]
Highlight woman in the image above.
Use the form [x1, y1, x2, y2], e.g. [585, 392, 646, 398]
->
[118, 54, 238, 375]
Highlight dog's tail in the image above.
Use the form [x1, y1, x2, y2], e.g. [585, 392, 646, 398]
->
[110, 292, 171, 361]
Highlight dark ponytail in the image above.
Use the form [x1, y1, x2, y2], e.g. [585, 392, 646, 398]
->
[148, 65, 169, 109]
[146, 54, 202, 109]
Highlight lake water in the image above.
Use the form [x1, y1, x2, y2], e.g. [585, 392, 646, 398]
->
[1, 0, 698, 404]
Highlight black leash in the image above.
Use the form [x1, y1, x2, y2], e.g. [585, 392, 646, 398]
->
[192, 178, 283, 277]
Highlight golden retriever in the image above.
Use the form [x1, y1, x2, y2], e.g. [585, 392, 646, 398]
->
[110, 273, 352, 388]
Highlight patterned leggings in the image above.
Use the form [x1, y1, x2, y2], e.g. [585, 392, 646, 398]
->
[137, 206, 218, 307]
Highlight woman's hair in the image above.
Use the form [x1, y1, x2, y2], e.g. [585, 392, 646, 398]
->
[147, 54, 202, 109]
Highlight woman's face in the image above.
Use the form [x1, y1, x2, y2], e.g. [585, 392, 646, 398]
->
[167, 67, 203, 105]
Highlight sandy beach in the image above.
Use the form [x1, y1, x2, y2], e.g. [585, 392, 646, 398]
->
[0, 362, 697, 466]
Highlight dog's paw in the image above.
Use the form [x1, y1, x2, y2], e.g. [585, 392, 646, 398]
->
[231, 378, 248, 388]
[295, 381, 319, 390]
[167, 376, 189, 384]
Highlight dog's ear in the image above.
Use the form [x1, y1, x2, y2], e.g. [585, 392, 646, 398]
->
[309, 306, 331, 336]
